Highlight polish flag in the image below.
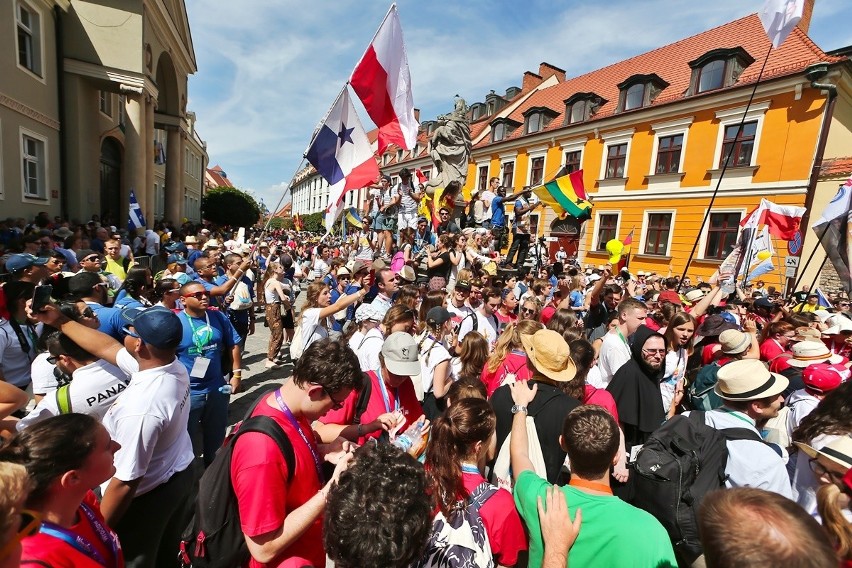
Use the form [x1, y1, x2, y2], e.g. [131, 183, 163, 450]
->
[740, 199, 805, 240]
[350, 4, 419, 153]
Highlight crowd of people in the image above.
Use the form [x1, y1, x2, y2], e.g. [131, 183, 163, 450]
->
[0, 200, 850, 568]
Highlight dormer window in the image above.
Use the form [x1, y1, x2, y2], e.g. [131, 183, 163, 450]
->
[617, 74, 669, 113]
[491, 117, 521, 142]
[470, 102, 486, 121]
[397, 149, 403, 162]
[522, 107, 558, 134]
[688, 48, 754, 95]
[563, 93, 606, 125]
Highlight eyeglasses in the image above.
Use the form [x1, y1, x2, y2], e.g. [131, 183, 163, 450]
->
[321, 386, 347, 410]
[82, 255, 101, 262]
[0, 509, 42, 560]
[642, 348, 667, 356]
[809, 458, 845, 483]
[521, 307, 536, 315]
[80, 307, 96, 318]
[184, 291, 210, 300]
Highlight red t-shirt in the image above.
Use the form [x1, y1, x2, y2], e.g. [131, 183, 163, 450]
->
[461, 472, 527, 566]
[21, 492, 123, 568]
[230, 396, 325, 568]
[644, 316, 661, 331]
[480, 351, 532, 398]
[759, 338, 785, 362]
[494, 310, 517, 327]
[583, 385, 620, 424]
[319, 370, 423, 443]
[701, 343, 721, 365]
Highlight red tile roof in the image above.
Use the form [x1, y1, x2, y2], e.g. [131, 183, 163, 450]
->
[206, 164, 234, 188]
[272, 203, 292, 218]
[476, 13, 843, 147]
[820, 157, 852, 178]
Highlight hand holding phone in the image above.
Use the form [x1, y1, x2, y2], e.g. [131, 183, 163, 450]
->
[32, 284, 53, 313]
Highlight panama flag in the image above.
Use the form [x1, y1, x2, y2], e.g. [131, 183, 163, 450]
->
[128, 189, 146, 232]
[759, 0, 805, 49]
[350, 4, 418, 152]
[305, 87, 379, 219]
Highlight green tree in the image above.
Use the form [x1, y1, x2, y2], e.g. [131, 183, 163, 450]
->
[201, 187, 261, 228]
[303, 212, 324, 232]
[268, 216, 286, 230]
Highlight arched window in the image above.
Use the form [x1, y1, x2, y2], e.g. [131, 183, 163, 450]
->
[698, 60, 725, 93]
[624, 83, 645, 110]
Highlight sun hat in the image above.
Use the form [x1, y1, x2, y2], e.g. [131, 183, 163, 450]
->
[5, 253, 50, 273]
[381, 332, 421, 376]
[520, 329, 577, 382]
[792, 327, 822, 342]
[351, 260, 371, 275]
[794, 435, 852, 472]
[399, 265, 416, 283]
[719, 329, 751, 355]
[167, 253, 187, 265]
[714, 359, 788, 401]
[336, 266, 351, 277]
[684, 289, 706, 303]
[823, 314, 852, 335]
[786, 341, 843, 367]
[426, 306, 453, 326]
[204, 239, 220, 249]
[355, 303, 382, 324]
[53, 227, 74, 239]
[120, 306, 183, 350]
[801, 363, 845, 394]
[696, 314, 738, 337]
[184, 235, 199, 244]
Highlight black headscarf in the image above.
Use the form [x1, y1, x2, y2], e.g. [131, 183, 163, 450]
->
[606, 325, 668, 449]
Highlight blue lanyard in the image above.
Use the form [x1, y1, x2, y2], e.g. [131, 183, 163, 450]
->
[39, 503, 119, 567]
[274, 389, 324, 483]
[375, 368, 399, 413]
[461, 463, 480, 475]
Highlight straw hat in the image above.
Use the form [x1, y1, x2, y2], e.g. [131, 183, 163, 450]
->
[684, 289, 706, 303]
[520, 329, 576, 382]
[823, 314, 852, 335]
[792, 327, 821, 342]
[184, 235, 199, 244]
[786, 341, 843, 368]
[719, 329, 751, 355]
[794, 435, 852, 472]
[714, 359, 788, 401]
[399, 265, 416, 283]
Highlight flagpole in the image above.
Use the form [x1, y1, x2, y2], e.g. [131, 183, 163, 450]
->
[740, 226, 760, 285]
[677, 44, 773, 293]
[789, 226, 831, 294]
[772, 236, 785, 292]
[302, 85, 350, 159]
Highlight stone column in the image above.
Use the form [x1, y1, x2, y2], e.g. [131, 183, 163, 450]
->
[123, 93, 145, 230]
[165, 126, 184, 225]
[144, 96, 155, 227]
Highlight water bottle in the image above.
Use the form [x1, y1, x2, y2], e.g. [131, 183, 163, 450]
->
[392, 419, 424, 453]
[219, 384, 233, 395]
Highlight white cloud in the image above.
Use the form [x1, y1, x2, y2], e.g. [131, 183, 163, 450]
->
[185, 0, 852, 206]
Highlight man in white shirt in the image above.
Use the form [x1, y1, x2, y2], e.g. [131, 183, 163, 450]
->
[370, 268, 398, 319]
[458, 287, 501, 351]
[395, 167, 422, 239]
[694, 359, 793, 498]
[597, 297, 647, 387]
[32, 304, 194, 568]
[17, 332, 129, 428]
[446, 280, 473, 326]
[144, 229, 160, 255]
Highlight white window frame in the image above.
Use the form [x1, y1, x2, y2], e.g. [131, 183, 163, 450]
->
[20, 128, 48, 201]
[697, 207, 746, 260]
[499, 152, 517, 188]
[526, 146, 547, 187]
[639, 209, 677, 257]
[712, 101, 770, 169]
[15, 0, 44, 82]
[560, 137, 585, 173]
[591, 210, 621, 251]
[476, 160, 490, 191]
[598, 128, 634, 190]
[649, 117, 692, 176]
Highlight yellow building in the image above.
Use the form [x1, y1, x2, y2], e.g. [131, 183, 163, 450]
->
[380, 7, 851, 292]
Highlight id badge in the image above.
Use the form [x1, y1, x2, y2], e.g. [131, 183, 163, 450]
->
[190, 357, 211, 378]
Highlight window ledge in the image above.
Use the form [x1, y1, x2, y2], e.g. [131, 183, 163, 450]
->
[632, 254, 672, 262]
[693, 258, 724, 266]
[646, 172, 685, 181]
[596, 178, 627, 192]
[705, 165, 758, 176]
[23, 195, 48, 202]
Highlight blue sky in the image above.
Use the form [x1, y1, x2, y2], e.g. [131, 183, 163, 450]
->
[185, 0, 852, 212]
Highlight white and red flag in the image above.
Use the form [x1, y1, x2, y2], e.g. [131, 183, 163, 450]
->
[759, 0, 805, 49]
[350, 4, 419, 153]
[740, 199, 805, 240]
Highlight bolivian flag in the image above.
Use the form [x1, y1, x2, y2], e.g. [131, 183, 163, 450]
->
[533, 169, 592, 219]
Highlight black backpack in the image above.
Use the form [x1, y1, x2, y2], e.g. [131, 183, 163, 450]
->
[179, 395, 295, 568]
[628, 411, 764, 567]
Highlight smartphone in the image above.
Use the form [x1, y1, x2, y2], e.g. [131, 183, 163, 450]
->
[32, 284, 53, 313]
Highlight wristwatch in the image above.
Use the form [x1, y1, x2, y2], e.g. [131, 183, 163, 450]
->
[511, 405, 528, 415]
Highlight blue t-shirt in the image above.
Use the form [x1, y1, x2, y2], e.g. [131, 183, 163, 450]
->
[176, 309, 241, 391]
[112, 290, 145, 310]
[214, 274, 254, 327]
[86, 302, 125, 341]
[491, 196, 506, 227]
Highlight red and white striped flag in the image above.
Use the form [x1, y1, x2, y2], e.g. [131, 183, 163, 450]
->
[350, 4, 419, 153]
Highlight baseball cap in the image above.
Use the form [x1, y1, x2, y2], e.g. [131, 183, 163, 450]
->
[381, 332, 421, 376]
[426, 307, 452, 326]
[802, 363, 845, 394]
[76, 249, 100, 262]
[167, 253, 187, 265]
[121, 306, 183, 349]
[455, 280, 471, 292]
[5, 253, 49, 273]
[355, 303, 381, 323]
[67, 272, 106, 296]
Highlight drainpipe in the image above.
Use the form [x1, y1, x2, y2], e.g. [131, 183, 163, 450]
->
[54, 6, 69, 221]
[786, 62, 838, 295]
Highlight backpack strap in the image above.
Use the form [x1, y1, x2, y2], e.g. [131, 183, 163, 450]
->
[232, 416, 296, 483]
[352, 374, 374, 426]
[358, 333, 382, 350]
[55, 384, 72, 415]
[467, 481, 499, 513]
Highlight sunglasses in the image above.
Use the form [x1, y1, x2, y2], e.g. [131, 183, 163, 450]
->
[47, 354, 58, 365]
[184, 291, 210, 300]
[521, 307, 536, 314]
[80, 307, 96, 318]
[82, 256, 101, 262]
[123, 326, 141, 339]
[0, 509, 42, 559]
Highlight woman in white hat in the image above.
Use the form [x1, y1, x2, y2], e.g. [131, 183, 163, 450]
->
[810, 436, 852, 564]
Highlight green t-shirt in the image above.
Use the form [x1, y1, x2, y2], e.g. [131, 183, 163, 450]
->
[513, 470, 677, 568]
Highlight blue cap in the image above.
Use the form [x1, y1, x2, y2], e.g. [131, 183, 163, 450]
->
[121, 306, 183, 349]
[6, 253, 49, 273]
[167, 253, 187, 265]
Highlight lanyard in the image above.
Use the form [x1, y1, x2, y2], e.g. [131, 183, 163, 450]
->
[569, 478, 613, 495]
[616, 328, 629, 347]
[375, 367, 400, 414]
[718, 407, 755, 427]
[274, 389, 324, 483]
[461, 463, 480, 475]
[39, 504, 119, 567]
[185, 311, 213, 355]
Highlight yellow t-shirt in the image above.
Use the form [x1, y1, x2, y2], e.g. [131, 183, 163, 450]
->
[104, 257, 128, 281]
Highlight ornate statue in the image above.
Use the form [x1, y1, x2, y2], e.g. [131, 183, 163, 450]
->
[426, 96, 472, 197]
